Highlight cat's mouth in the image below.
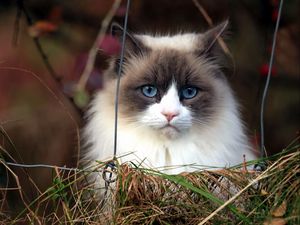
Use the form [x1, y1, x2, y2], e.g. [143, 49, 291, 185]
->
[161, 124, 179, 132]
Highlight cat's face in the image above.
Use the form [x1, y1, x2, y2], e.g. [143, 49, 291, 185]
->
[106, 23, 230, 139]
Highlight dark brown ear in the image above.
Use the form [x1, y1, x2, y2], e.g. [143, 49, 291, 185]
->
[198, 20, 230, 57]
[111, 22, 146, 56]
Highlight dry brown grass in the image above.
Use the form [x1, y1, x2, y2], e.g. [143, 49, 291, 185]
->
[0, 143, 299, 224]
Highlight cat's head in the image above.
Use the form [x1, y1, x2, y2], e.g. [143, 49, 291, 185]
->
[105, 21, 233, 139]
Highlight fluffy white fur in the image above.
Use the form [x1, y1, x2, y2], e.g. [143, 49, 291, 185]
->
[84, 82, 256, 174]
[139, 33, 202, 52]
[141, 84, 191, 139]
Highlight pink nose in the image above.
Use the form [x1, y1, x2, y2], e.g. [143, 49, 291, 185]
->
[162, 112, 179, 122]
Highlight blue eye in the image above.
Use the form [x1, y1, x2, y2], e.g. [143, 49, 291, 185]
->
[141, 85, 158, 98]
[181, 87, 198, 99]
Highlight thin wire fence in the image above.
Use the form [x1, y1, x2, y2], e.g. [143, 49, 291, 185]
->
[259, 0, 284, 158]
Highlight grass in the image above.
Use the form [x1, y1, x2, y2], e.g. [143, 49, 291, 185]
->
[0, 141, 299, 224]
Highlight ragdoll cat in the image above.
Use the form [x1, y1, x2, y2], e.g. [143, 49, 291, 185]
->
[83, 22, 256, 176]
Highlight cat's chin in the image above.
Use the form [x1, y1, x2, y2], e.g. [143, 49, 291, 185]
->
[159, 125, 181, 139]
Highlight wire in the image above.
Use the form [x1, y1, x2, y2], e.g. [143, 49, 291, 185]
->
[3, 161, 100, 173]
[113, 0, 131, 158]
[260, 0, 284, 158]
[4, 161, 81, 171]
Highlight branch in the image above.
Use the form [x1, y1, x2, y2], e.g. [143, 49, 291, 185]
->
[76, 0, 122, 91]
[16, 0, 61, 82]
[192, 0, 231, 56]
[12, 0, 23, 46]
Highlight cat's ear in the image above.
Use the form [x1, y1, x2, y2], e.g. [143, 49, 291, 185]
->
[111, 22, 147, 56]
[197, 20, 230, 57]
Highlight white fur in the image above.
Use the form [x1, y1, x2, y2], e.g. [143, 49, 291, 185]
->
[83, 83, 256, 175]
[138, 33, 201, 52]
[140, 83, 191, 139]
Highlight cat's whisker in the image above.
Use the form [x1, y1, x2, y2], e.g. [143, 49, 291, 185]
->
[191, 118, 209, 125]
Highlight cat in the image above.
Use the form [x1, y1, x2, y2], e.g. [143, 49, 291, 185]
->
[82, 21, 257, 177]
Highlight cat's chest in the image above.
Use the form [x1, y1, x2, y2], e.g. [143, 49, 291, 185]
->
[116, 130, 226, 173]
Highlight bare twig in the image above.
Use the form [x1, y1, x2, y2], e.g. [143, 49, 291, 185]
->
[192, 0, 213, 26]
[76, 0, 122, 91]
[16, 0, 60, 82]
[14, 0, 83, 120]
[12, 0, 23, 46]
[192, 0, 231, 56]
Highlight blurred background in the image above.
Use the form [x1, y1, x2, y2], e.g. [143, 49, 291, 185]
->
[0, 0, 299, 216]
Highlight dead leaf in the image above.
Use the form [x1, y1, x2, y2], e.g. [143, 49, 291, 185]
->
[28, 21, 58, 37]
[263, 218, 287, 225]
[261, 189, 268, 196]
[272, 200, 287, 217]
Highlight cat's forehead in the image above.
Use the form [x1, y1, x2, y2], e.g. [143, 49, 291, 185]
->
[147, 51, 192, 89]
[122, 48, 217, 95]
[136, 33, 203, 52]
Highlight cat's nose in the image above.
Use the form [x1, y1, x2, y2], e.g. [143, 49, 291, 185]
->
[162, 112, 179, 122]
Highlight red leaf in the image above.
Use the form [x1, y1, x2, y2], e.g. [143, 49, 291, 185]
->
[259, 63, 277, 77]
[28, 21, 58, 37]
[98, 35, 121, 56]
